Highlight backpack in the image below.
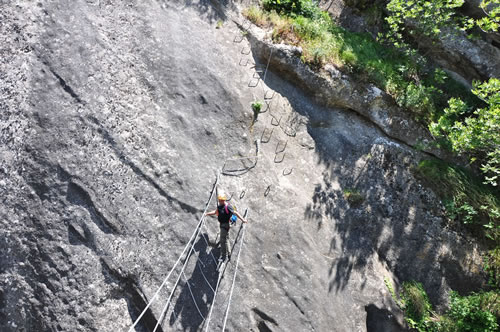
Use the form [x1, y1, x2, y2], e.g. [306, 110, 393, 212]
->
[218, 202, 237, 225]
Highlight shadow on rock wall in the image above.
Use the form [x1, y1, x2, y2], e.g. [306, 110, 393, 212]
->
[169, 0, 236, 23]
[169, 235, 219, 331]
[365, 303, 407, 332]
[254, 63, 487, 308]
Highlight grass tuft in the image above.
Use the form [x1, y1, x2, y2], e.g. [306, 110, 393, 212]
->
[243, 3, 480, 124]
[415, 159, 500, 238]
[343, 188, 364, 207]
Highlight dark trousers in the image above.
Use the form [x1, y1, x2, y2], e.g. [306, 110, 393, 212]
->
[219, 224, 230, 259]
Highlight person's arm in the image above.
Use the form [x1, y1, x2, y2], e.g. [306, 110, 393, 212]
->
[205, 210, 217, 216]
[233, 211, 247, 223]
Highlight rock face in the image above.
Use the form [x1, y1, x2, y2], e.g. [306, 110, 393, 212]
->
[0, 1, 488, 332]
[416, 26, 500, 83]
[244, 26, 444, 159]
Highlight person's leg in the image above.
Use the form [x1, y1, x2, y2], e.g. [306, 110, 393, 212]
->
[219, 225, 229, 260]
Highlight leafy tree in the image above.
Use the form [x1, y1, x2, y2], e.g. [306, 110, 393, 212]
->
[382, 0, 468, 58]
[382, 0, 499, 57]
[477, 0, 500, 32]
[262, 0, 321, 19]
[430, 78, 500, 187]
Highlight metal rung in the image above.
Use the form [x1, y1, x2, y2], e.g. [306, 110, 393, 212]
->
[241, 47, 251, 55]
[276, 140, 287, 153]
[248, 78, 259, 87]
[283, 168, 293, 176]
[261, 127, 273, 143]
[264, 185, 271, 197]
[264, 90, 275, 100]
[283, 127, 296, 137]
[234, 35, 244, 43]
[259, 99, 271, 113]
[239, 58, 249, 66]
[253, 66, 265, 78]
[274, 152, 285, 163]
[222, 155, 258, 176]
[271, 114, 281, 126]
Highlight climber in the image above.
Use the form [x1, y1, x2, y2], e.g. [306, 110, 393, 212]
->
[205, 192, 247, 263]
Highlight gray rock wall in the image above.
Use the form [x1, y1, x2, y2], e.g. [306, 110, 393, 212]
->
[0, 1, 488, 331]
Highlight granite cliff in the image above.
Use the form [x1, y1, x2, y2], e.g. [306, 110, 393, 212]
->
[0, 1, 493, 331]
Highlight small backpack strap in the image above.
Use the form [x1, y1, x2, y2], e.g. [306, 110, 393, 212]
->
[224, 203, 229, 215]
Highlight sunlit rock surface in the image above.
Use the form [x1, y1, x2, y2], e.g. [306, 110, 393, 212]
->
[0, 1, 487, 331]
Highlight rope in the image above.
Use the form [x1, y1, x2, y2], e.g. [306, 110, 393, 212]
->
[203, 263, 224, 332]
[127, 174, 219, 332]
[153, 215, 207, 332]
[262, 48, 273, 86]
[186, 229, 216, 293]
[221, 211, 248, 331]
[182, 271, 206, 321]
[197, 261, 216, 293]
[204, 209, 249, 332]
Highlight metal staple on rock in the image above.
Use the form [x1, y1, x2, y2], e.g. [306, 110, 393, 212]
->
[127, 174, 219, 332]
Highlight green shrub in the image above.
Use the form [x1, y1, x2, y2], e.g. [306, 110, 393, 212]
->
[448, 291, 498, 332]
[387, 280, 499, 331]
[485, 249, 500, 288]
[430, 78, 500, 188]
[343, 188, 364, 206]
[262, 0, 322, 19]
[415, 159, 500, 241]
[400, 281, 433, 330]
[251, 100, 263, 113]
[476, 0, 500, 32]
[244, 5, 268, 26]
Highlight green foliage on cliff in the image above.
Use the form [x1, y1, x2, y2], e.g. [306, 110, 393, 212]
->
[415, 159, 500, 241]
[383, 0, 471, 58]
[416, 158, 500, 292]
[383, 0, 499, 58]
[476, 0, 500, 32]
[262, 0, 322, 19]
[445, 291, 499, 331]
[400, 281, 434, 330]
[343, 188, 364, 206]
[386, 280, 499, 331]
[430, 78, 500, 188]
[244, 2, 480, 125]
[246, 0, 496, 208]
